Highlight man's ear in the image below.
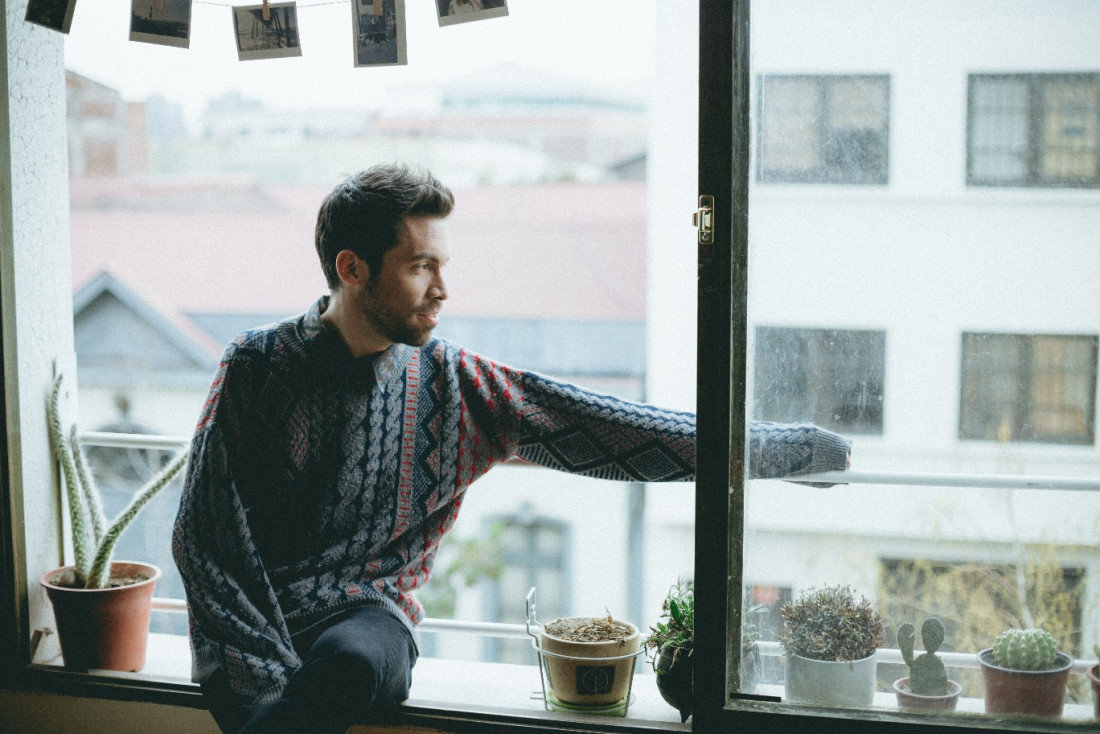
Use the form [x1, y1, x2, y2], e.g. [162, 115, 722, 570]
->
[334, 250, 369, 287]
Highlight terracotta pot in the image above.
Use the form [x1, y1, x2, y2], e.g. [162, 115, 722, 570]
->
[784, 652, 878, 707]
[893, 677, 962, 712]
[1087, 664, 1100, 720]
[654, 644, 692, 722]
[978, 647, 1072, 717]
[40, 561, 161, 671]
[538, 619, 641, 708]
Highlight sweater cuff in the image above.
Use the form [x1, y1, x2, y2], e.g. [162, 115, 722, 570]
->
[788, 427, 851, 487]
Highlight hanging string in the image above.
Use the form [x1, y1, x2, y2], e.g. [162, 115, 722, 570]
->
[191, 0, 352, 7]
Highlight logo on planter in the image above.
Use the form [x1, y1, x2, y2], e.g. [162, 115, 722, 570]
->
[576, 665, 615, 695]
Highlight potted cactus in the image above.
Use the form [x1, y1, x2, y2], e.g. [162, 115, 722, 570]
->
[892, 617, 962, 711]
[778, 585, 885, 707]
[978, 627, 1073, 717]
[39, 374, 187, 671]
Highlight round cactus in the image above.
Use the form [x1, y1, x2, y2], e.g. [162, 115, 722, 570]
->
[992, 628, 1059, 671]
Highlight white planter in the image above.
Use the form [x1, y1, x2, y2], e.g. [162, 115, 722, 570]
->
[784, 652, 877, 707]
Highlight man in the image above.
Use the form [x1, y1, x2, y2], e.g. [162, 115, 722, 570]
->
[172, 164, 851, 733]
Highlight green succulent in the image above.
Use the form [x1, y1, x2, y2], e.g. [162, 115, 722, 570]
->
[897, 617, 949, 696]
[645, 579, 694, 665]
[779, 585, 885, 662]
[991, 628, 1059, 671]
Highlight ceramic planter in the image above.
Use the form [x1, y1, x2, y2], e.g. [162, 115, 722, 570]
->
[538, 620, 641, 708]
[784, 652, 877, 707]
[654, 644, 692, 722]
[40, 561, 161, 671]
[893, 677, 962, 712]
[978, 647, 1073, 717]
[1086, 663, 1100, 720]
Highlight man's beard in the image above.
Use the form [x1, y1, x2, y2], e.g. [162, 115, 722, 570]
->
[360, 284, 438, 347]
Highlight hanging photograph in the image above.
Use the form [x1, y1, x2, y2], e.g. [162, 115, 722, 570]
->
[436, 0, 508, 27]
[351, 0, 407, 67]
[24, 0, 78, 33]
[233, 2, 302, 61]
[130, 0, 191, 48]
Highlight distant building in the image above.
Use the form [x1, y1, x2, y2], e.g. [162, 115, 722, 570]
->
[65, 70, 148, 177]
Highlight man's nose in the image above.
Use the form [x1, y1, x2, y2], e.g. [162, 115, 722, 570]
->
[431, 271, 448, 300]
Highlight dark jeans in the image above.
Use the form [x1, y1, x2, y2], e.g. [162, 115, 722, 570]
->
[201, 605, 418, 734]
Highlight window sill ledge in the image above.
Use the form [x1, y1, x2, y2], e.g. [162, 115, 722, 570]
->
[29, 632, 691, 731]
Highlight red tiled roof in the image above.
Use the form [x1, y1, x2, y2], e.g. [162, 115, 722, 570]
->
[69, 179, 646, 322]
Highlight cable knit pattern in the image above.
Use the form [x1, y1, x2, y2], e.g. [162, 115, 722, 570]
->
[172, 297, 851, 706]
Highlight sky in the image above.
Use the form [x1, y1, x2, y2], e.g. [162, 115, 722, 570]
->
[64, 0, 658, 119]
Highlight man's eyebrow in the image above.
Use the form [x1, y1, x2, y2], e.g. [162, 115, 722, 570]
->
[407, 252, 449, 264]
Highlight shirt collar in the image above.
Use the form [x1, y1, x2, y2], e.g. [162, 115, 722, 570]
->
[308, 295, 413, 389]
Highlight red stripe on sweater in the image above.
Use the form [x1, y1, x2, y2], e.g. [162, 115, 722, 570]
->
[390, 351, 419, 541]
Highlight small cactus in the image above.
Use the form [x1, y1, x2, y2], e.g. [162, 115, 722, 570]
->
[897, 617, 949, 696]
[992, 628, 1059, 671]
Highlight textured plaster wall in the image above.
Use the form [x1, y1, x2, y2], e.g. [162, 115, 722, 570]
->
[1, 0, 77, 655]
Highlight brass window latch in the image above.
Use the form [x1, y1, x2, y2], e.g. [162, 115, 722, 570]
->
[693, 194, 714, 245]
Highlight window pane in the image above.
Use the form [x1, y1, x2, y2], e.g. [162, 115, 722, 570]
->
[739, 2, 1100, 728]
[970, 73, 1100, 187]
[757, 75, 889, 184]
[1039, 79, 1099, 183]
[960, 333, 1097, 444]
[970, 77, 1030, 183]
[753, 327, 885, 435]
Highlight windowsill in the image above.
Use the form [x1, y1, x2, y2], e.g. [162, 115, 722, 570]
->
[31, 632, 692, 730]
[29, 632, 1098, 729]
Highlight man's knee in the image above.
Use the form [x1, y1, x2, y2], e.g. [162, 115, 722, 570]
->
[288, 646, 411, 711]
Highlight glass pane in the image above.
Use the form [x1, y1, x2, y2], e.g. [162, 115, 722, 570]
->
[62, 2, 700, 705]
[738, 1, 1100, 728]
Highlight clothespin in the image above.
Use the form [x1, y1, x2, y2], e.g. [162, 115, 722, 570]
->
[262, 0, 270, 21]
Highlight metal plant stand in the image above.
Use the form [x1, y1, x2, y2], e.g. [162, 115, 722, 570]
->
[525, 588, 644, 717]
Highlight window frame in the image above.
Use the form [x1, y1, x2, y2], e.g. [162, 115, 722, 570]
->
[967, 72, 1100, 189]
[3, 3, 1096, 734]
[698, 3, 1098, 733]
[958, 331, 1098, 446]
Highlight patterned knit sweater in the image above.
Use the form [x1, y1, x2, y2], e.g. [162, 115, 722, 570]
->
[171, 297, 851, 705]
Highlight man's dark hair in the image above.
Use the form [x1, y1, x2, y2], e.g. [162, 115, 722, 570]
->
[315, 164, 455, 289]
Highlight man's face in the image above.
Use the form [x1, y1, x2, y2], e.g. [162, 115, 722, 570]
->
[357, 215, 449, 348]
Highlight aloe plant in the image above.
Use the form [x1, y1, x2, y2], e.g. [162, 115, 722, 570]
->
[47, 374, 187, 589]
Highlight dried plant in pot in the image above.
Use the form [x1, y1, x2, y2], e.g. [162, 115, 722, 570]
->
[538, 613, 641, 710]
[779, 584, 885, 707]
[40, 374, 187, 671]
[893, 617, 962, 712]
[978, 627, 1073, 717]
[644, 579, 694, 722]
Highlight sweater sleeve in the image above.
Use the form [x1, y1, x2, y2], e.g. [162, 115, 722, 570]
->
[171, 345, 300, 707]
[511, 371, 851, 485]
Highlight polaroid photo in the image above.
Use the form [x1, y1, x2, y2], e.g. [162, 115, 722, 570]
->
[436, 0, 508, 28]
[24, 0, 78, 33]
[130, 0, 192, 49]
[351, 0, 407, 67]
[233, 2, 303, 61]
